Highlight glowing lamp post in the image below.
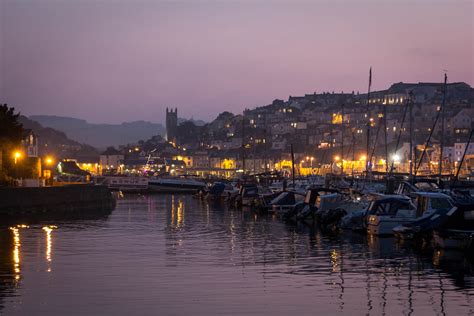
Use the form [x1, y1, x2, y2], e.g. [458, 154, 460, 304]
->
[13, 151, 22, 164]
[44, 156, 55, 186]
[45, 157, 54, 165]
[12, 151, 23, 182]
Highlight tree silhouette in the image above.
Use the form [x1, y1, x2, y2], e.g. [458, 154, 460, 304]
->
[0, 104, 24, 145]
[0, 104, 24, 182]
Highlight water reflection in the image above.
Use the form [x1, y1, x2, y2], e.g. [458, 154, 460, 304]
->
[0, 195, 472, 315]
[161, 195, 474, 314]
[9, 225, 29, 281]
[10, 227, 21, 280]
[0, 230, 15, 311]
[42, 226, 57, 272]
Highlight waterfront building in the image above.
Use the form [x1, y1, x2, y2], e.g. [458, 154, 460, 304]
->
[22, 130, 39, 158]
[99, 147, 124, 175]
[454, 142, 474, 164]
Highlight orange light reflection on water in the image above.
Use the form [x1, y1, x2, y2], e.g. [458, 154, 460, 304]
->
[9, 224, 29, 281]
[42, 226, 57, 272]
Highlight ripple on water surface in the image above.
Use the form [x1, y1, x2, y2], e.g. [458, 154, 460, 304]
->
[0, 194, 473, 315]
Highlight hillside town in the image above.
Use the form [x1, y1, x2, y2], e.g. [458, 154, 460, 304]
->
[84, 81, 474, 179]
[2, 80, 473, 185]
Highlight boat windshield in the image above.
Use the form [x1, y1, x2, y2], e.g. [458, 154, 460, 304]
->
[369, 199, 412, 216]
[430, 197, 452, 211]
[415, 182, 438, 191]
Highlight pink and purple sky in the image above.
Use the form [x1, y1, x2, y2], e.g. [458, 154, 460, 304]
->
[1, 0, 472, 123]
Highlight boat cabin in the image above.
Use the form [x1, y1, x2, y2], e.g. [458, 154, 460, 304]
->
[366, 195, 416, 218]
[271, 191, 305, 213]
[413, 192, 454, 217]
[396, 180, 440, 197]
[304, 188, 340, 207]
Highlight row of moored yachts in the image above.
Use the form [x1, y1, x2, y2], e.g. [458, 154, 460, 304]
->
[200, 177, 474, 255]
[98, 175, 474, 254]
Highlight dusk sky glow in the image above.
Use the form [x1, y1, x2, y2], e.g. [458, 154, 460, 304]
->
[1, 0, 472, 124]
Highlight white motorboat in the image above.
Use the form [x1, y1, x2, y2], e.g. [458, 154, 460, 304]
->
[95, 176, 149, 192]
[367, 192, 453, 236]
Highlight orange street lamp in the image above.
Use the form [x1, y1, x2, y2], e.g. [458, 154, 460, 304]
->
[334, 155, 340, 162]
[45, 156, 54, 166]
[13, 151, 22, 164]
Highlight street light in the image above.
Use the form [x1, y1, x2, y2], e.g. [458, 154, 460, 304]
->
[13, 151, 22, 164]
[45, 156, 54, 166]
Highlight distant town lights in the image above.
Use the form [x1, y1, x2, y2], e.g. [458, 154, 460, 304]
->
[392, 154, 401, 162]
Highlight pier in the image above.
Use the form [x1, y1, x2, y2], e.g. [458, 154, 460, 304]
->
[0, 185, 115, 221]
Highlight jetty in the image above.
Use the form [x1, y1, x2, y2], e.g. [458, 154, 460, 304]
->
[0, 184, 115, 221]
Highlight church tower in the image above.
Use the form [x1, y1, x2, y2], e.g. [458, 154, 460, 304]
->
[165, 107, 178, 144]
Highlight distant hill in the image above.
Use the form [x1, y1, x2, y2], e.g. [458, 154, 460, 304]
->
[18, 116, 99, 159]
[30, 115, 166, 148]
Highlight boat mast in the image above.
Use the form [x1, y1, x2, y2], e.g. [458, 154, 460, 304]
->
[341, 103, 345, 176]
[290, 144, 296, 188]
[365, 67, 372, 176]
[414, 104, 442, 177]
[383, 104, 388, 176]
[451, 128, 473, 187]
[241, 115, 246, 173]
[389, 95, 409, 176]
[264, 120, 268, 174]
[409, 92, 414, 179]
[439, 73, 447, 178]
[351, 131, 356, 179]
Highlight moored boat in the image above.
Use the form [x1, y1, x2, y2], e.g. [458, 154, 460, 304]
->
[95, 176, 149, 192]
[148, 177, 206, 193]
[368, 192, 455, 236]
[432, 200, 474, 251]
[269, 190, 305, 215]
[366, 195, 416, 236]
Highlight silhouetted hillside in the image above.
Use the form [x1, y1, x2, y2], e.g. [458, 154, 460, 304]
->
[30, 115, 166, 148]
[18, 116, 99, 159]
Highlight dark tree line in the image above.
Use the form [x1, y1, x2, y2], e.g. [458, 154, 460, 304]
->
[0, 104, 25, 183]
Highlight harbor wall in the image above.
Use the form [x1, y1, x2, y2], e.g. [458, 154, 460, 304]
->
[0, 185, 115, 219]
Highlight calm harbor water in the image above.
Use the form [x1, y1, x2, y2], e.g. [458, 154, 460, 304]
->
[1, 194, 473, 315]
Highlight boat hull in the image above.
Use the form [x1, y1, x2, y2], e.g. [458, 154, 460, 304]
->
[148, 179, 206, 193]
[433, 229, 474, 250]
[96, 176, 149, 192]
[149, 184, 204, 193]
[367, 216, 415, 236]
